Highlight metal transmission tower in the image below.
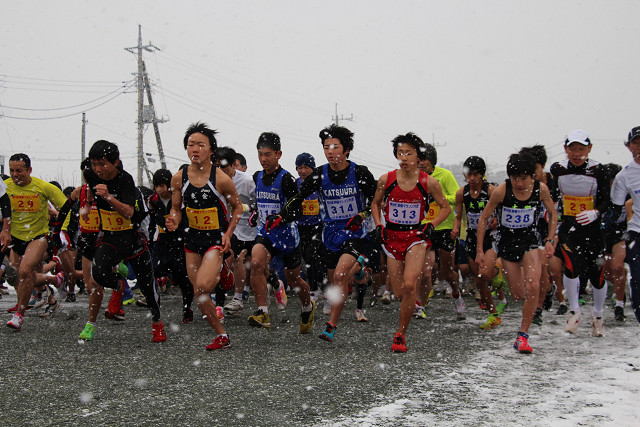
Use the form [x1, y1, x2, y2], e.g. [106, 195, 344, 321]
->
[332, 103, 353, 126]
[142, 61, 168, 170]
[125, 25, 163, 185]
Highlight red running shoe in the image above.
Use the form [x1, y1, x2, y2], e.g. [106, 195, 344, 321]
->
[152, 321, 167, 343]
[391, 333, 407, 353]
[513, 332, 533, 354]
[206, 334, 230, 350]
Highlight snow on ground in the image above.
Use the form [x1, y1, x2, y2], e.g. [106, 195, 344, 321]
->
[324, 299, 640, 427]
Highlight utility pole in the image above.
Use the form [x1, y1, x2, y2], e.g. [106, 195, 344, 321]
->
[80, 112, 87, 160]
[332, 103, 353, 126]
[142, 61, 167, 170]
[125, 25, 159, 186]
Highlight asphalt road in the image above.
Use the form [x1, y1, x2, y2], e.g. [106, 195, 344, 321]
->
[0, 287, 638, 426]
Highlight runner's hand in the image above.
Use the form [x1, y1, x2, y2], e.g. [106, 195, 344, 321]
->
[374, 224, 388, 244]
[265, 214, 282, 232]
[417, 222, 434, 240]
[345, 214, 364, 232]
[576, 209, 599, 225]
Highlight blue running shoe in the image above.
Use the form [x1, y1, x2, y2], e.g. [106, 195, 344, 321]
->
[319, 322, 337, 342]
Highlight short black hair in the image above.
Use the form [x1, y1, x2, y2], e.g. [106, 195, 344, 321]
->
[423, 143, 438, 166]
[391, 133, 427, 160]
[49, 181, 62, 190]
[88, 140, 119, 164]
[519, 145, 547, 167]
[80, 158, 92, 171]
[63, 186, 74, 198]
[319, 124, 354, 157]
[257, 132, 281, 152]
[603, 163, 622, 181]
[9, 153, 31, 169]
[152, 169, 173, 188]
[463, 156, 486, 176]
[216, 146, 237, 167]
[234, 152, 247, 167]
[507, 153, 536, 177]
[183, 122, 218, 151]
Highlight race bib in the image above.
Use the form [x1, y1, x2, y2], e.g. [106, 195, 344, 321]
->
[562, 195, 594, 217]
[100, 209, 133, 232]
[424, 202, 440, 222]
[501, 206, 536, 229]
[325, 197, 357, 220]
[186, 207, 219, 230]
[466, 212, 481, 230]
[388, 201, 421, 225]
[302, 199, 320, 216]
[11, 194, 41, 212]
[80, 209, 100, 232]
[257, 202, 280, 222]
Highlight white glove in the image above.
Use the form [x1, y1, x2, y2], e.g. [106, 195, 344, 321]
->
[575, 209, 599, 225]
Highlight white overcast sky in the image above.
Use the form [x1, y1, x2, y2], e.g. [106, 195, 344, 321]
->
[1, 1, 639, 186]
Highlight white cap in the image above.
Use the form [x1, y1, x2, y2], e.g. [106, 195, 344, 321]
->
[565, 129, 591, 146]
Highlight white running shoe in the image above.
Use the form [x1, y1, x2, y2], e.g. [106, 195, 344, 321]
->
[41, 300, 60, 318]
[323, 298, 332, 315]
[591, 316, 605, 337]
[454, 296, 466, 320]
[224, 298, 244, 314]
[355, 309, 368, 322]
[565, 311, 581, 333]
[413, 306, 427, 319]
[6, 313, 23, 330]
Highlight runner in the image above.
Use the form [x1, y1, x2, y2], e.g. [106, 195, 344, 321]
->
[148, 168, 195, 323]
[476, 152, 557, 353]
[452, 156, 501, 329]
[78, 141, 166, 342]
[371, 132, 450, 352]
[550, 130, 610, 336]
[215, 147, 257, 317]
[610, 126, 640, 324]
[419, 144, 465, 319]
[247, 132, 315, 333]
[166, 123, 242, 350]
[273, 124, 377, 343]
[5, 153, 71, 330]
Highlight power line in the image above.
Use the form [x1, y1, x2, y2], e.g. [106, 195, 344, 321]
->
[0, 80, 134, 111]
[0, 73, 127, 85]
[0, 82, 134, 120]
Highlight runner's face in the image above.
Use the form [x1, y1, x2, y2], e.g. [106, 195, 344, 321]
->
[9, 160, 31, 186]
[464, 171, 483, 187]
[90, 158, 119, 180]
[564, 142, 591, 167]
[418, 159, 434, 174]
[296, 165, 313, 180]
[627, 138, 640, 162]
[216, 160, 234, 178]
[509, 174, 534, 192]
[186, 132, 212, 165]
[396, 143, 419, 169]
[155, 184, 171, 199]
[323, 138, 348, 166]
[258, 148, 281, 173]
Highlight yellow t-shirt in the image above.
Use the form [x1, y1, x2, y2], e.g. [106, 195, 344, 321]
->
[5, 177, 67, 241]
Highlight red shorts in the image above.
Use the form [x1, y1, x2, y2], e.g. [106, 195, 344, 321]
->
[382, 229, 430, 261]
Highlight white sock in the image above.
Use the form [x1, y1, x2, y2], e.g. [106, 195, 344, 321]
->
[564, 275, 581, 314]
[592, 285, 607, 318]
[258, 305, 268, 314]
[233, 293, 243, 300]
[302, 303, 313, 312]
[616, 299, 624, 308]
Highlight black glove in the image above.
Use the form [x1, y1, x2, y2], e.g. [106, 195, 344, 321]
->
[417, 222, 434, 241]
[374, 224, 388, 244]
[265, 214, 283, 232]
[345, 214, 364, 232]
[248, 209, 259, 227]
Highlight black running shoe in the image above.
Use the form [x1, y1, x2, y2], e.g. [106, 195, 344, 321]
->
[614, 306, 626, 322]
[543, 284, 556, 311]
[65, 293, 76, 303]
[532, 308, 543, 325]
[556, 303, 568, 315]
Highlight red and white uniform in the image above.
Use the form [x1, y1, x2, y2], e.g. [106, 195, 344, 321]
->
[382, 170, 431, 260]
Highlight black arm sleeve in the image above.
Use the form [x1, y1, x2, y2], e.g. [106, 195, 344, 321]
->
[279, 168, 323, 222]
[354, 164, 378, 217]
[595, 166, 611, 214]
[51, 200, 72, 233]
[0, 194, 10, 219]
